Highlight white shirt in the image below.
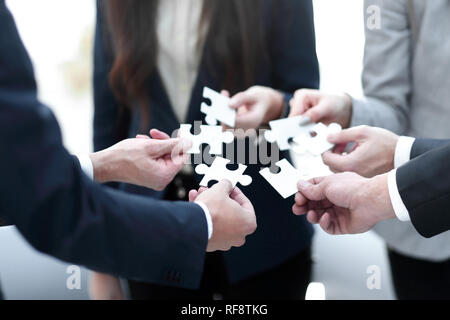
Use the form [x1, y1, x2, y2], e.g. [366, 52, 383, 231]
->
[387, 136, 416, 222]
[75, 155, 213, 240]
[156, 0, 206, 122]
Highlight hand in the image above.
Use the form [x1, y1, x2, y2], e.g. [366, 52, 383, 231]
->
[223, 86, 284, 131]
[90, 129, 191, 191]
[189, 180, 257, 252]
[293, 173, 395, 235]
[89, 272, 124, 300]
[322, 126, 399, 178]
[289, 89, 352, 128]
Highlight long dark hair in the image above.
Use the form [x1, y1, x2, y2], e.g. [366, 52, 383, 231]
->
[101, 0, 268, 123]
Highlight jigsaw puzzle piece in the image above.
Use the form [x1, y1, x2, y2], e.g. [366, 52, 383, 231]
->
[293, 123, 342, 155]
[264, 116, 315, 151]
[293, 151, 333, 178]
[259, 159, 315, 199]
[178, 124, 234, 155]
[195, 157, 252, 188]
[200, 87, 236, 127]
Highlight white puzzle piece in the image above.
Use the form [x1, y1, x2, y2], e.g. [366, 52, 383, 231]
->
[178, 124, 234, 155]
[195, 157, 252, 188]
[201, 87, 236, 127]
[259, 159, 316, 199]
[264, 116, 315, 151]
[293, 123, 342, 156]
[293, 151, 333, 178]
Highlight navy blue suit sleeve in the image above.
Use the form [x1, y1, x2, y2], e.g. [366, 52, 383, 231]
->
[410, 138, 450, 159]
[93, 0, 123, 152]
[267, 0, 320, 93]
[0, 1, 207, 289]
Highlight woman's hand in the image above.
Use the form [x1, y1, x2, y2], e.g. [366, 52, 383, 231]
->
[289, 89, 353, 128]
[90, 129, 191, 191]
[322, 126, 399, 178]
[223, 86, 284, 131]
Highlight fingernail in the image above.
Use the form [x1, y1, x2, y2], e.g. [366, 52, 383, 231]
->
[327, 134, 337, 142]
[298, 180, 311, 190]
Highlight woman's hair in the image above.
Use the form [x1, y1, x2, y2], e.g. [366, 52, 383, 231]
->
[101, 0, 268, 122]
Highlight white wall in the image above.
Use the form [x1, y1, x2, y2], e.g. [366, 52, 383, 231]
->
[0, 0, 394, 300]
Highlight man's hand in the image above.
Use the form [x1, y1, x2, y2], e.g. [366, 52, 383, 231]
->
[189, 180, 257, 252]
[90, 129, 191, 191]
[322, 126, 399, 178]
[289, 89, 352, 128]
[222, 86, 284, 131]
[293, 173, 395, 235]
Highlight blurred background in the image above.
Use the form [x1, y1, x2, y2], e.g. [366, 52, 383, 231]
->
[0, 0, 394, 299]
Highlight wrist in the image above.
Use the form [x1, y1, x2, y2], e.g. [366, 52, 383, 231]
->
[339, 93, 353, 128]
[90, 149, 119, 183]
[367, 174, 396, 222]
[263, 88, 284, 123]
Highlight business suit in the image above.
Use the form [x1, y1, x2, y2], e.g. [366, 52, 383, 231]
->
[397, 139, 450, 238]
[347, 0, 450, 299]
[0, 0, 208, 293]
[94, 0, 319, 298]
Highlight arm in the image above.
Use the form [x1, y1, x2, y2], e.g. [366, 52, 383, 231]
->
[397, 143, 450, 238]
[0, 1, 257, 288]
[294, 143, 450, 238]
[227, 0, 320, 130]
[349, 0, 411, 133]
[410, 138, 450, 159]
[290, 0, 411, 133]
[268, 0, 319, 94]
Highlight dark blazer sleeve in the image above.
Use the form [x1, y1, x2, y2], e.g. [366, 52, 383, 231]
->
[0, 1, 207, 289]
[396, 142, 450, 238]
[268, 0, 320, 93]
[410, 138, 450, 159]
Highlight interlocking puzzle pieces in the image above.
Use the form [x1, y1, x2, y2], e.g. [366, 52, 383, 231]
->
[201, 87, 236, 128]
[178, 124, 234, 155]
[195, 157, 252, 188]
[292, 123, 342, 156]
[264, 116, 315, 151]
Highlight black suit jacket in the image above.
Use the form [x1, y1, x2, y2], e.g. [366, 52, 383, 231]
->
[0, 0, 207, 289]
[397, 138, 450, 238]
[93, 0, 319, 282]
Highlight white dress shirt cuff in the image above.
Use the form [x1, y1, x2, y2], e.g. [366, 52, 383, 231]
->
[76, 154, 94, 180]
[195, 201, 213, 240]
[387, 169, 411, 222]
[394, 136, 415, 168]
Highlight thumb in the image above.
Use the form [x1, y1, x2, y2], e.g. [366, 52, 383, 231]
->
[327, 127, 362, 145]
[210, 179, 233, 195]
[297, 178, 327, 202]
[322, 151, 350, 173]
[303, 100, 330, 123]
[229, 91, 256, 109]
[150, 138, 184, 157]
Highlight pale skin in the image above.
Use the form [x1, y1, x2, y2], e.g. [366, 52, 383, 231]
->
[90, 129, 191, 191]
[221, 86, 285, 132]
[293, 173, 396, 235]
[89, 129, 257, 299]
[322, 126, 399, 178]
[289, 88, 353, 128]
[288, 89, 402, 178]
